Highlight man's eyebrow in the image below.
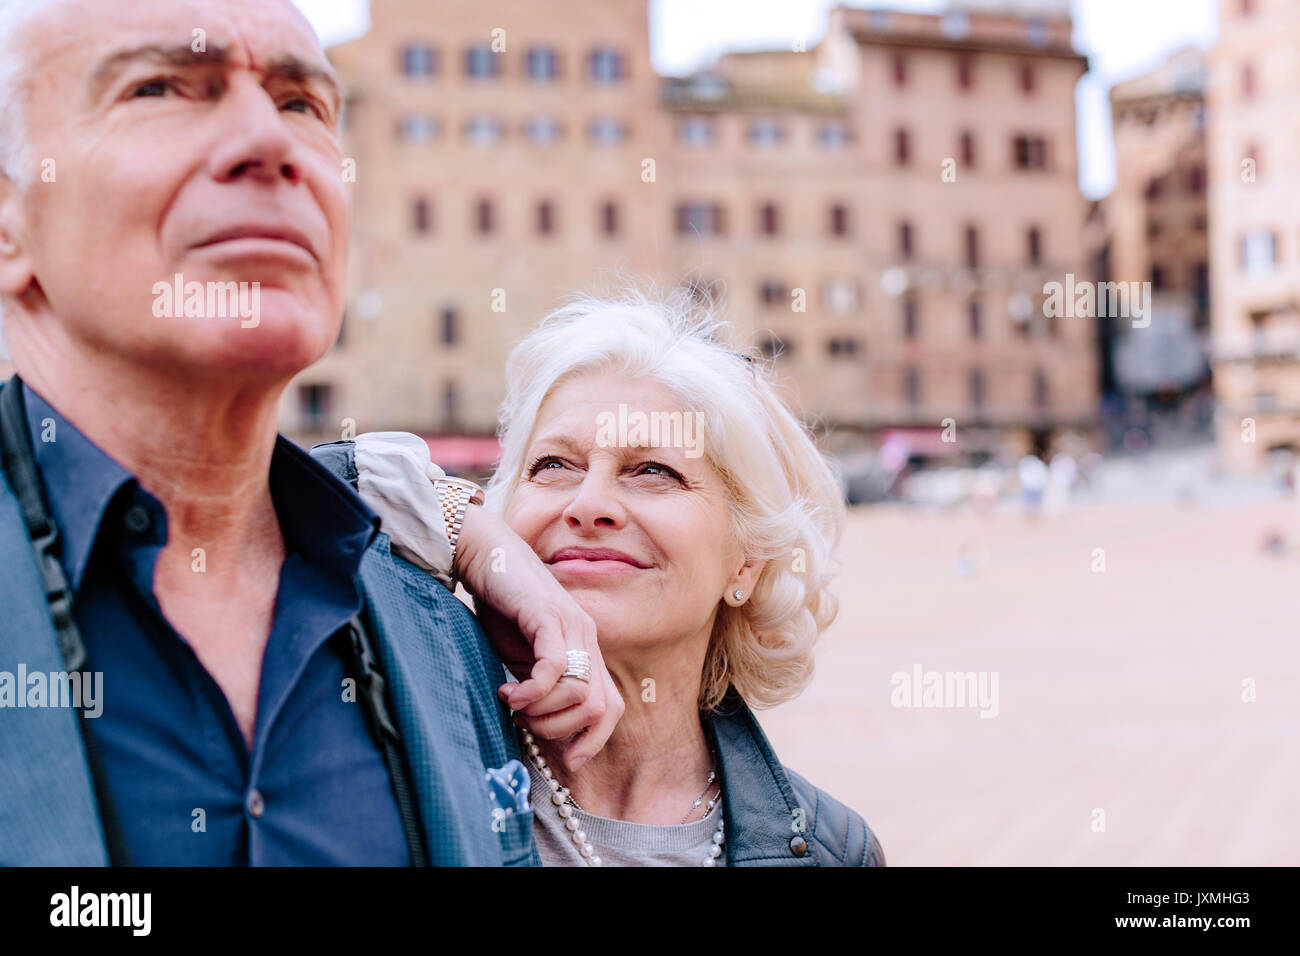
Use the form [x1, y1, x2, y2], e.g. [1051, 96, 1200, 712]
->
[87, 44, 340, 105]
[88, 43, 231, 97]
[263, 54, 341, 104]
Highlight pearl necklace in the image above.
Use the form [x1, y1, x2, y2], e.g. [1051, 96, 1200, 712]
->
[521, 729, 726, 867]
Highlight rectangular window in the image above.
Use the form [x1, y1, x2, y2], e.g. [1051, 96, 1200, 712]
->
[892, 52, 907, 87]
[442, 381, 459, 429]
[957, 55, 974, 90]
[830, 203, 850, 238]
[904, 366, 921, 407]
[759, 203, 780, 237]
[1027, 227, 1042, 265]
[464, 116, 504, 145]
[589, 48, 623, 83]
[397, 115, 439, 143]
[969, 368, 985, 409]
[439, 306, 458, 346]
[523, 116, 563, 145]
[537, 200, 555, 236]
[465, 45, 499, 79]
[678, 116, 716, 147]
[588, 117, 627, 146]
[902, 296, 919, 339]
[964, 225, 979, 268]
[899, 221, 914, 260]
[1033, 370, 1049, 410]
[968, 299, 982, 340]
[895, 127, 911, 166]
[817, 121, 852, 148]
[759, 280, 788, 307]
[526, 46, 559, 81]
[412, 197, 431, 236]
[747, 119, 785, 147]
[298, 384, 333, 430]
[960, 131, 975, 168]
[1019, 62, 1036, 94]
[600, 200, 620, 238]
[1240, 230, 1276, 276]
[401, 45, 436, 78]
[475, 199, 495, 236]
[676, 203, 725, 236]
[1013, 135, 1048, 170]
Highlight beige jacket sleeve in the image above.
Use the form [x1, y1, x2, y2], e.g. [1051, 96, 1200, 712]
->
[353, 431, 456, 591]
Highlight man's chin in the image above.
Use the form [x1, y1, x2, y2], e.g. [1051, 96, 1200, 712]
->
[150, 309, 337, 380]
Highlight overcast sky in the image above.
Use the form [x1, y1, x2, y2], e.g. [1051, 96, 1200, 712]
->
[292, 0, 1220, 199]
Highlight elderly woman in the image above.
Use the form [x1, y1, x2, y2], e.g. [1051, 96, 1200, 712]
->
[356, 289, 884, 867]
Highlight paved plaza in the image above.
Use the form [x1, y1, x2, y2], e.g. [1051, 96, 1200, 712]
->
[760, 485, 1300, 865]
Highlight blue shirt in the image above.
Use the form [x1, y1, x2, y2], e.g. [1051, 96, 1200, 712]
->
[23, 382, 412, 865]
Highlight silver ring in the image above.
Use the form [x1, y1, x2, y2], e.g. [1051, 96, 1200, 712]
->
[562, 649, 593, 683]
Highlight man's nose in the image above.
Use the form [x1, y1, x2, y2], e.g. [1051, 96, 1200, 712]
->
[207, 75, 302, 186]
[561, 469, 627, 531]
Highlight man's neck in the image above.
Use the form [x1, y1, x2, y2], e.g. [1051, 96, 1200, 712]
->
[17, 342, 288, 557]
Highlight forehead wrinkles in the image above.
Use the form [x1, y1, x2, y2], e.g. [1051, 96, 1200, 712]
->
[216, 0, 322, 72]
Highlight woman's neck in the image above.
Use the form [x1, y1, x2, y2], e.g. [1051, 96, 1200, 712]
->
[533, 650, 716, 824]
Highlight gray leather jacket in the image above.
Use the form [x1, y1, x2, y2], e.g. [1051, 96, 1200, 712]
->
[708, 688, 885, 867]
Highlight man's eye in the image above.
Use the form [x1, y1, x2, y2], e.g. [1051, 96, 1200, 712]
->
[130, 78, 173, 98]
[281, 97, 320, 117]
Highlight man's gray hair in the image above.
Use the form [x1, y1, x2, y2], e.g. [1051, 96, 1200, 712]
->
[0, 0, 56, 358]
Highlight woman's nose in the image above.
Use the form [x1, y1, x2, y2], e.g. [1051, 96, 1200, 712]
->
[561, 470, 627, 531]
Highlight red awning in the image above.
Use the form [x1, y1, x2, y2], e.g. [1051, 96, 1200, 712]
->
[420, 436, 502, 474]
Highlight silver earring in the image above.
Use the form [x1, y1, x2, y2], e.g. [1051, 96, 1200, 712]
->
[733, 589, 745, 602]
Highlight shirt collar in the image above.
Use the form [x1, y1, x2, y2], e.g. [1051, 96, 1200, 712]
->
[22, 381, 380, 593]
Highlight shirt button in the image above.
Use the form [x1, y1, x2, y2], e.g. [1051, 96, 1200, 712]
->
[246, 789, 266, 819]
[123, 505, 151, 534]
[790, 836, 808, 857]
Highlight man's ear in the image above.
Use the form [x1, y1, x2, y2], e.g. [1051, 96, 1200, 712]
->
[724, 558, 767, 607]
[0, 173, 35, 301]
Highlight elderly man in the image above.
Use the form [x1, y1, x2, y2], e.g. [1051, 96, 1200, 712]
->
[0, 0, 618, 865]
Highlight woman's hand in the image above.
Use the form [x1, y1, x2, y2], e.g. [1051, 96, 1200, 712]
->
[456, 506, 624, 772]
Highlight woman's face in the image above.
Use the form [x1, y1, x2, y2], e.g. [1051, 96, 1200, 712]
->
[505, 370, 744, 653]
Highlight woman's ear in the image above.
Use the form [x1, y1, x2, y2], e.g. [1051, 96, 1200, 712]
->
[724, 558, 767, 606]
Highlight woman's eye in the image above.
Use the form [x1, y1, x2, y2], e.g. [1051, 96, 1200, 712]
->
[527, 456, 565, 476]
[638, 461, 685, 482]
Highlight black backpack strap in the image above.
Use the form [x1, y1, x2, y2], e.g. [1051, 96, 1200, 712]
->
[0, 374, 133, 866]
[342, 615, 429, 866]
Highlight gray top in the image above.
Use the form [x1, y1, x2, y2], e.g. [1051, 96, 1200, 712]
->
[525, 757, 726, 867]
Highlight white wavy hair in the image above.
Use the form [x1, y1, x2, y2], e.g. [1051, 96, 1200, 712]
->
[486, 284, 847, 712]
[0, 0, 57, 358]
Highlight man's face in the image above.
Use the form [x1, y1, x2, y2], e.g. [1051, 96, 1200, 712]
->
[10, 0, 347, 378]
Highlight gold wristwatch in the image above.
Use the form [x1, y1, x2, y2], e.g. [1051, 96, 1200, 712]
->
[434, 475, 486, 580]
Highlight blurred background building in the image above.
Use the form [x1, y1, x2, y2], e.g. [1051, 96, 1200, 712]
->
[1208, 0, 1300, 472]
[284, 0, 1096, 478]
[1094, 46, 1211, 451]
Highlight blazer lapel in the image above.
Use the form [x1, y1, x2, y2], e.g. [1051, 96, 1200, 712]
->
[710, 691, 818, 867]
[356, 531, 502, 865]
[0, 470, 108, 865]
